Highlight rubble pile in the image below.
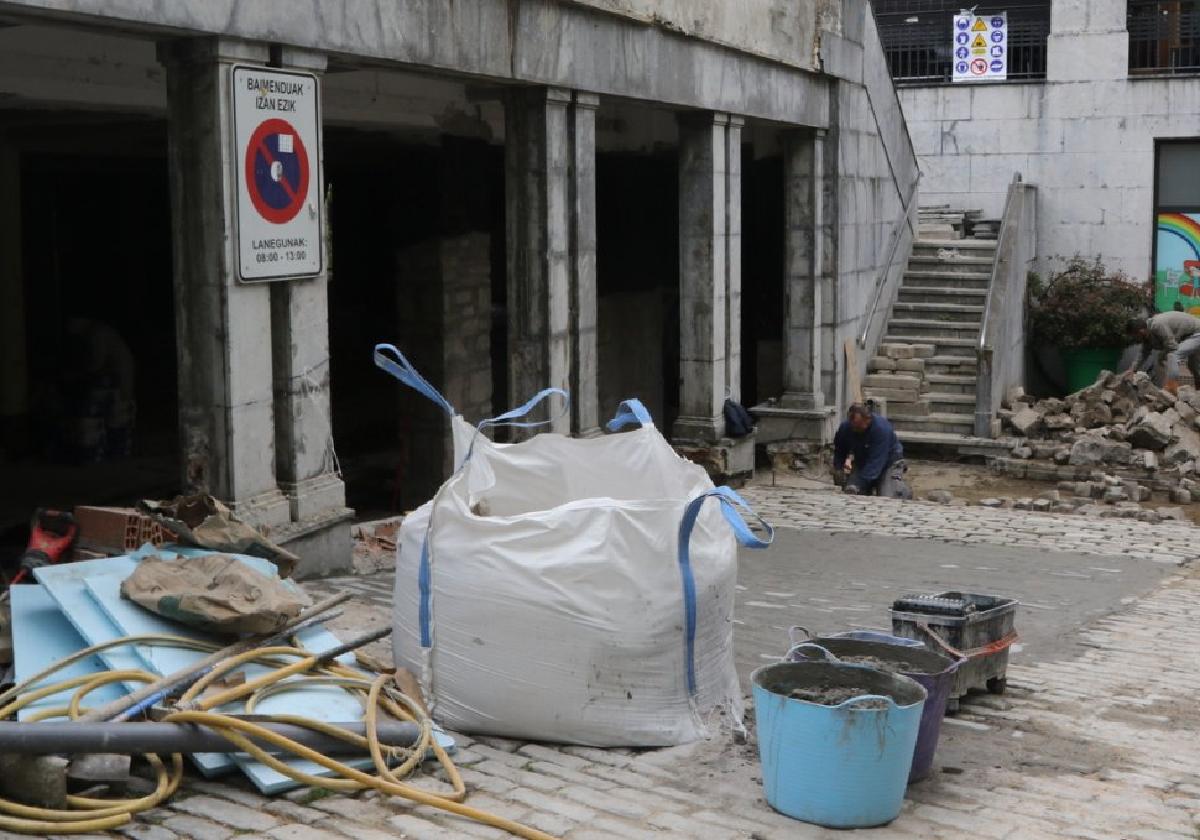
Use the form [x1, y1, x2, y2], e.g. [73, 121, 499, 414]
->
[989, 371, 1200, 517]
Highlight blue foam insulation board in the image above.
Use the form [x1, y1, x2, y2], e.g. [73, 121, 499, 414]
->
[35, 544, 450, 794]
[9, 585, 126, 721]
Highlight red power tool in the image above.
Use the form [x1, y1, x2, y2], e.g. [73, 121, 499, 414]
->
[10, 508, 79, 586]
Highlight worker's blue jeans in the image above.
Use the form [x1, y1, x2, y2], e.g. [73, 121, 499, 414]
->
[845, 457, 911, 500]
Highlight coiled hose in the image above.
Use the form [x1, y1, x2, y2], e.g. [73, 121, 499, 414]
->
[0, 634, 557, 839]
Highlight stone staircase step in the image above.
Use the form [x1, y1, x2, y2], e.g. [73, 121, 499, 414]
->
[926, 354, 978, 369]
[927, 392, 977, 415]
[925, 373, 978, 394]
[883, 336, 978, 357]
[887, 320, 982, 339]
[892, 302, 984, 322]
[908, 255, 995, 273]
[888, 413, 976, 435]
[913, 238, 998, 252]
[897, 286, 989, 305]
[904, 272, 992, 289]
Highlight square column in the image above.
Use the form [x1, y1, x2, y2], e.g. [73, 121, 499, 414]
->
[782, 128, 837, 409]
[754, 128, 836, 445]
[269, 48, 347, 523]
[674, 112, 741, 444]
[505, 87, 599, 436]
[158, 38, 289, 529]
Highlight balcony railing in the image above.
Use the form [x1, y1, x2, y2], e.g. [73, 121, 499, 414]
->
[873, 1, 1051, 84]
[1129, 0, 1200, 74]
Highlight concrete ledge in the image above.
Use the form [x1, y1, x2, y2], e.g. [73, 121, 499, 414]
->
[673, 434, 756, 482]
[275, 506, 355, 580]
[751, 404, 837, 445]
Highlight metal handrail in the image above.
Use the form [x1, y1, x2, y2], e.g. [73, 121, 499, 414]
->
[858, 172, 921, 348]
[978, 173, 1023, 352]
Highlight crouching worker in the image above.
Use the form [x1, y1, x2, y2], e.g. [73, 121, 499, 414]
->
[832, 403, 912, 499]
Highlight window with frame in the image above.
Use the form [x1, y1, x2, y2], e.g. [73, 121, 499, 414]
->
[1129, 1, 1200, 74]
[873, 1, 1051, 83]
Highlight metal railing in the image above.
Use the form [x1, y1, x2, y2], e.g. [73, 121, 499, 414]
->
[1129, 0, 1200, 74]
[858, 173, 921, 349]
[975, 174, 1037, 438]
[873, 1, 1051, 83]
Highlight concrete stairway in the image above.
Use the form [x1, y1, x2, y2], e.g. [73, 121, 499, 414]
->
[863, 237, 998, 436]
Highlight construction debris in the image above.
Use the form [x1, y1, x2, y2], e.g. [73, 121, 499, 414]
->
[990, 371, 1200, 510]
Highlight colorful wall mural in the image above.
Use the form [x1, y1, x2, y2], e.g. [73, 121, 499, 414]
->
[1156, 212, 1200, 314]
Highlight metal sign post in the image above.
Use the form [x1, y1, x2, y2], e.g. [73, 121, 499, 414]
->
[231, 66, 324, 282]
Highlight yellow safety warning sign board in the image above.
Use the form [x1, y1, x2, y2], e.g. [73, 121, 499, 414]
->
[972, 34, 987, 48]
[972, 18, 988, 31]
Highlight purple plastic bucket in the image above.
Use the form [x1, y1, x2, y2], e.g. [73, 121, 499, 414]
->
[787, 639, 961, 782]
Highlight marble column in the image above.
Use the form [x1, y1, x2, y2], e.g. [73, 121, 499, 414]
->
[269, 47, 347, 522]
[158, 38, 289, 528]
[673, 112, 743, 443]
[505, 87, 599, 436]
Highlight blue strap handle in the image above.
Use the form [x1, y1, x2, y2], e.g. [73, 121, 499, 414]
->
[418, 536, 433, 647]
[678, 486, 774, 695]
[478, 388, 570, 431]
[606, 398, 653, 431]
[373, 343, 455, 416]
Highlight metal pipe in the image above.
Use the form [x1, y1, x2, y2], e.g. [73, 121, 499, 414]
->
[0, 719, 419, 755]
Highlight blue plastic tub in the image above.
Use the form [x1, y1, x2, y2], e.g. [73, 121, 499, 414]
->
[752, 661, 926, 828]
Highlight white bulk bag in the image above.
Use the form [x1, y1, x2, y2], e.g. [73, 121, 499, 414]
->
[376, 345, 772, 747]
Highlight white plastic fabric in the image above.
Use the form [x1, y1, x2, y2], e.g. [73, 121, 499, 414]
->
[392, 415, 742, 747]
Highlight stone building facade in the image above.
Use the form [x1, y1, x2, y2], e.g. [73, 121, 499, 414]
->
[0, 0, 919, 573]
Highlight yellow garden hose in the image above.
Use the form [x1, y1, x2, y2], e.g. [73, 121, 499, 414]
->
[0, 635, 557, 840]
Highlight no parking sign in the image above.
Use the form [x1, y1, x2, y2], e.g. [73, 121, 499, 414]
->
[232, 67, 323, 281]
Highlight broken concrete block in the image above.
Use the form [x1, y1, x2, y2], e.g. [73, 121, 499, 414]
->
[1038, 489, 1061, 502]
[1137, 510, 1161, 523]
[1158, 506, 1189, 521]
[1068, 435, 1131, 467]
[1009, 406, 1044, 437]
[1073, 481, 1094, 498]
[1171, 488, 1193, 504]
[1126, 410, 1175, 451]
[1013, 498, 1032, 510]
[1011, 446, 1033, 460]
[1057, 480, 1076, 493]
[1005, 385, 1026, 407]
[1104, 486, 1128, 503]
[979, 498, 1004, 508]
[924, 490, 954, 504]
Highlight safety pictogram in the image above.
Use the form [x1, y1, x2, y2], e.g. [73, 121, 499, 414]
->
[245, 119, 310, 225]
[954, 12, 1006, 82]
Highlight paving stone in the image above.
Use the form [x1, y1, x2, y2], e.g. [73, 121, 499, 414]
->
[266, 825, 348, 840]
[160, 815, 234, 840]
[171, 795, 279, 832]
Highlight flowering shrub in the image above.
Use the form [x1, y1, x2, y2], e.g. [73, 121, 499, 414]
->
[1027, 257, 1150, 350]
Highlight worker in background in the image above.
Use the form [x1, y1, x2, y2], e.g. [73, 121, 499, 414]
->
[1127, 311, 1200, 395]
[832, 403, 911, 499]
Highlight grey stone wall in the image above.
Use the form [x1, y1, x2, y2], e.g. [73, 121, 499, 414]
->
[0, 0, 828, 127]
[395, 232, 492, 506]
[567, 0, 816, 70]
[899, 0, 1199, 278]
[821, 0, 921, 407]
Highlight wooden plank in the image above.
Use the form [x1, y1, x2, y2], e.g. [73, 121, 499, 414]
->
[845, 338, 864, 404]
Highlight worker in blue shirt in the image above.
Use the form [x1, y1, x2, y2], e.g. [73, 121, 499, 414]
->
[832, 403, 911, 498]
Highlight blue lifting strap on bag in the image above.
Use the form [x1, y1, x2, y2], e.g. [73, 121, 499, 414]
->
[677, 486, 774, 695]
[606, 398, 653, 431]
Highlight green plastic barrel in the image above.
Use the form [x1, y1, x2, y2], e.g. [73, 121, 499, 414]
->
[1061, 347, 1122, 394]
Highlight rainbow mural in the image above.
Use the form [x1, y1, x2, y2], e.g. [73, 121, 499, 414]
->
[1156, 212, 1200, 314]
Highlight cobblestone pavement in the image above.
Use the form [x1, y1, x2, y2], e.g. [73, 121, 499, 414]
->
[85, 490, 1200, 840]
